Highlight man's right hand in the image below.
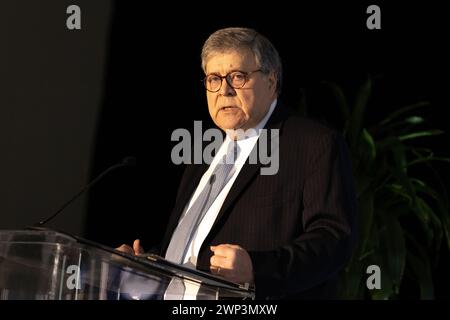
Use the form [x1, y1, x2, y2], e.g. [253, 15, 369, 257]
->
[116, 239, 145, 256]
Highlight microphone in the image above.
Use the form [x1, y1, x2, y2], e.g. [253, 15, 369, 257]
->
[34, 156, 136, 227]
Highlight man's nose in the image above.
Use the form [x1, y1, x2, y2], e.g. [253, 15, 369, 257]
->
[219, 78, 236, 96]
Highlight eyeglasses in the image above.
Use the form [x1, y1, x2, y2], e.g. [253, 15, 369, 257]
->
[202, 69, 263, 93]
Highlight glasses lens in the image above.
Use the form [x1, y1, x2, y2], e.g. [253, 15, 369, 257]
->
[205, 75, 221, 92]
[229, 71, 246, 88]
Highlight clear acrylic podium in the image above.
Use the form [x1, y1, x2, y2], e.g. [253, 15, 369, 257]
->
[0, 229, 254, 300]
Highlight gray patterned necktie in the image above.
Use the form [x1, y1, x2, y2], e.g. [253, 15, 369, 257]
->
[165, 140, 240, 264]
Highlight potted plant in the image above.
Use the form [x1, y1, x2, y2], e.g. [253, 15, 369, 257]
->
[296, 76, 450, 299]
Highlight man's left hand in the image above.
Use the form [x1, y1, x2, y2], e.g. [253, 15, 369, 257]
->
[210, 244, 254, 285]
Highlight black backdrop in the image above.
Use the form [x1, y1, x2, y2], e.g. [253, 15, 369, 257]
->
[85, 1, 449, 297]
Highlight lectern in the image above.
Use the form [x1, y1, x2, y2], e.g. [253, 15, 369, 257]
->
[0, 229, 254, 300]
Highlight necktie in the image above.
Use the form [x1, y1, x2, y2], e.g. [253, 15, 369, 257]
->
[165, 141, 240, 264]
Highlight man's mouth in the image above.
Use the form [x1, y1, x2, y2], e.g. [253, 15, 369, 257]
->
[220, 106, 237, 111]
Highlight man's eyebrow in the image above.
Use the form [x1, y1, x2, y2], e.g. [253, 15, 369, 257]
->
[206, 69, 243, 76]
[206, 72, 222, 76]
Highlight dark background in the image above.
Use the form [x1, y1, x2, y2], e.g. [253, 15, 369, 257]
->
[2, 1, 448, 299]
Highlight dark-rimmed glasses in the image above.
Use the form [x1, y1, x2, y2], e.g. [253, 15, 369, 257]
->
[202, 69, 262, 93]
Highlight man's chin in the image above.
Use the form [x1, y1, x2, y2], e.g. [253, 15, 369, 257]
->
[216, 119, 243, 131]
[219, 122, 243, 131]
[224, 126, 254, 140]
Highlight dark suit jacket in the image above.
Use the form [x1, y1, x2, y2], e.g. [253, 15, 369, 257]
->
[161, 102, 358, 299]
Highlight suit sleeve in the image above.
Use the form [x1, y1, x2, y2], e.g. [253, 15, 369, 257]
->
[248, 132, 358, 299]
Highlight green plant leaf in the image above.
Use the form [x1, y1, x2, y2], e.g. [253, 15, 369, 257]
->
[411, 178, 438, 199]
[416, 197, 443, 252]
[370, 116, 425, 137]
[398, 130, 444, 141]
[391, 144, 417, 199]
[379, 101, 430, 127]
[405, 253, 434, 299]
[420, 162, 450, 251]
[358, 191, 375, 255]
[361, 128, 376, 162]
[407, 156, 450, 167]
[338, 260, 365, 299]
[384, 183, 413, 204]
[379, 216, 406, 294]
[405, 116, 425, 125]
[412, 178, 450, 252]
[321, 81, 350, 135]
[377, 136, 401, 152]
[388, 146, 439, 245]
[367, 251, 395, 300]
[405, 232, 435, 299]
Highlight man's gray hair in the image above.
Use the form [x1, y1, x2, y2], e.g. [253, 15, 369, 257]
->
[201, 27, 283, 94]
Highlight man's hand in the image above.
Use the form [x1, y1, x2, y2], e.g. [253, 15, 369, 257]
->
[116, 239, 144, 256]
[210, 244, 254, 285]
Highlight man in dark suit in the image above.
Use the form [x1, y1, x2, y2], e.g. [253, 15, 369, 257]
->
[119, 27, 357, 299]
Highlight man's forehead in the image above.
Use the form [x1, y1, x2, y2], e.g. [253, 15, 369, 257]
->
[206, 50, 256, 72]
